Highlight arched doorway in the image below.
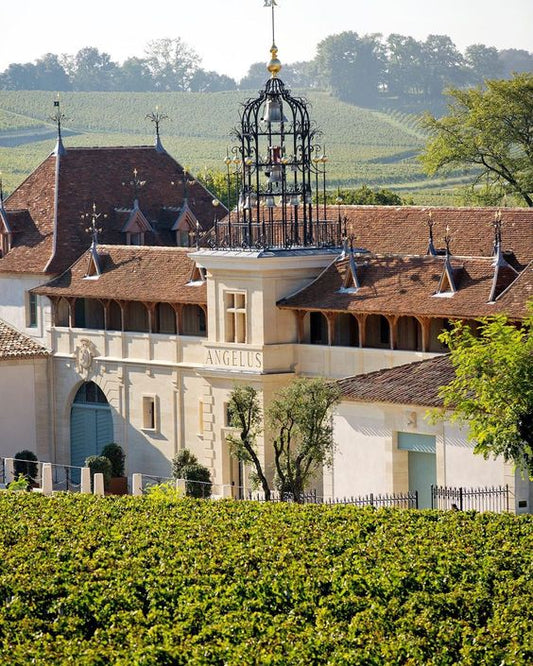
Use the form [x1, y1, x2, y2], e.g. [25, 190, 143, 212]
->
[70, 382, 113, 468]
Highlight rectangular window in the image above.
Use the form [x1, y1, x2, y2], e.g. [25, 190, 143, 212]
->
[142, 396, 156, 430]
[225, 292, 247, 343]
[27, 293, 38, 328]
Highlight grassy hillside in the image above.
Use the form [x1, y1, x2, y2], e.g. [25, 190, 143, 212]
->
[0, 90, 469, 204]
[0, 493, 531, 664]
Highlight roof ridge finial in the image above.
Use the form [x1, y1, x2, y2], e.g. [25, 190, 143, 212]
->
[146, 107, 169, 153]
[444, 224, 452, 260]
[265, 0, 281, 78]
[50, 94, 66, 156]
[492, 209, 507, 267]
[83, 202, 106, 249]
[426, 210, 437, 256]
[0, 172, 4, 209]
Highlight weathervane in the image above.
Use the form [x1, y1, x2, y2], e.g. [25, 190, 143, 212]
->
[146, 106, 169, 153]
[444, 224, 452, 257]
[122, 168, 146, 203]
[493, 209, 503, 256]
[264, 0, 281, 77]
[82, 203, 107, 246]
[50, 94, 67, 155]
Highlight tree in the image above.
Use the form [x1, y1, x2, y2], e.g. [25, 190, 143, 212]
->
[239, 62, 269, 90]
[421, 73, 533, 207]
[172, 449, 212, 498]
[324, 185, 406, 206]
[116, 57, 154, 92]
[144, 38, 200, 91]
[436, 312, 533, 476]
[196, 168, 239, 210]
[226, 385, 271, 500]
[464, 44, 502, 86]
[315, 31, 385, 106]
[498, 49, 533, 79]
[33, 53, 71, 90]
[190, 70, 236, 92]
[1, 62, 38, 90]
[268, 377, 340, 502]
[68, 47, 120, 91]
[421, 35, 465, 102]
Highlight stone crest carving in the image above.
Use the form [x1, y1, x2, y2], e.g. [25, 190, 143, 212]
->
[75, 339, 97, 379]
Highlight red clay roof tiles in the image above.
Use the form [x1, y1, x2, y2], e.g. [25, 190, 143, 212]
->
[279, 253, 529, 319]
[1, 146, 226, 275]
[0, 320, 50, 360]
[338, 355, 454, 407]
[33, 245, 207, 304]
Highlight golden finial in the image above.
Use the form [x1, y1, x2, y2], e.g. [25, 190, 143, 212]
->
[264, 0, 281, 78]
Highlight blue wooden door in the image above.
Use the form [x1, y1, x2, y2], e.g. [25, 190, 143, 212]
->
[70, 382, 113, 469]
[408, 451, 436, 509]
[398, 433, 436, 509]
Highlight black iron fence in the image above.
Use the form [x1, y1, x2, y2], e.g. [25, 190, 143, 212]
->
[246, 489, 419, 509]
[431, 485, 509, 513]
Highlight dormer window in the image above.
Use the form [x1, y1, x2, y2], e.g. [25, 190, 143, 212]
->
[0, 232, 11, 257]
[172, 202, 200, 247]
[121, 200, 153, 246]
[128, 231, 144, 246]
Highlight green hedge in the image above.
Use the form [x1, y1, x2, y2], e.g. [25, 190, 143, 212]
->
[0, 494, 531, 664]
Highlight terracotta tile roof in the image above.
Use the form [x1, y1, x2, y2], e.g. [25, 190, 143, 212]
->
[338, 355, 454, 407]
[0, 320, 50, 360]
[1, 146, 226, 276]
[279, 253, 529, 319]
[341, 205, 533, 270]
[218, 204, 532, 268]
[33, 245, 207, 304]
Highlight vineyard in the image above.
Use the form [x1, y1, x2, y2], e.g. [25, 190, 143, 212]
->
[0, 493, 531, 664]
[0, 90, 469, 204]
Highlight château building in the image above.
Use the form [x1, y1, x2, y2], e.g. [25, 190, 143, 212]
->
[0, 25, 532, 511]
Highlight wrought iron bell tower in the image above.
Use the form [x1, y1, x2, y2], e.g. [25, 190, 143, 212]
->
[214, 2, 341, 250]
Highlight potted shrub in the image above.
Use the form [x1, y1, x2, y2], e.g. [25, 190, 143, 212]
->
[172, 449, 212, 499]
[101, 443, 127, 495]
[14, 450, 39, 489]
[85, 455, 112, 493]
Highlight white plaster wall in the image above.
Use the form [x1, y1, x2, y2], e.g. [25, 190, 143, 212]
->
[0, 359, 50, 459]
[333, 403, 392, 498]
[331, 400, 529, 509]
[0, 273, 51, 344]
[442, 422, 505, 487]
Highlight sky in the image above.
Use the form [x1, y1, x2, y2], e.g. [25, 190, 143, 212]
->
[1, 0, 532, 80]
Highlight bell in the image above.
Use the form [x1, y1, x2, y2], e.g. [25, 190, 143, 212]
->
[261, 98, 287, 124]
[290, 194, 300, 207]
[265, 195, 276, 208]
[267, 165, 282, 184]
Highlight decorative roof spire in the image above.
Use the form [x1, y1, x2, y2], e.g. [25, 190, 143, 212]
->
[265, 0, 281, 77]
[492, 209, 506, 266]
[0, 172, 4, 209]
[122, 168, 146, 206]
[146, 107, 169, 153]
[489, 210, 518, 301]
[444, 224, 452, 259]
[83, 202, 106, 249]
[426, 210, 437, 256]
[50, 95, 66, 156]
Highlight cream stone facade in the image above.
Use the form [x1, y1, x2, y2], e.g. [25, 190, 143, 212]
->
[330, 400, 532, 514]
[1, 65, 531, 508]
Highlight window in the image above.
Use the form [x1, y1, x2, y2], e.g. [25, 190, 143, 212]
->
[128, 231, 144, 246]
[27, 293, 38, 328]
[142, 396, 156, 430]
[225, 292, 247, 343]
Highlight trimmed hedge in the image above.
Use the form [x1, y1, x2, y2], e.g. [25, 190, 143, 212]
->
[0, 494, 531, 664]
